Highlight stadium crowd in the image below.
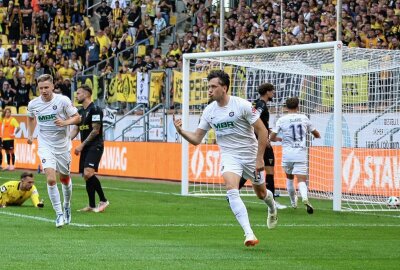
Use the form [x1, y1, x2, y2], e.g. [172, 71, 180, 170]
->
[0, 0, 399, 111]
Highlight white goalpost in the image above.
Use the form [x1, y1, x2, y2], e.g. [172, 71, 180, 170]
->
[179, 41, 400, 211]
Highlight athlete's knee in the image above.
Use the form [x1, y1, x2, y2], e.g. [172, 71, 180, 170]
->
[60, 175, 71, 185]
[254, 185, 267, 199]
[47, 178, 57, 186]
[83, 169, 94, 181]
[256, 190, 267, 200]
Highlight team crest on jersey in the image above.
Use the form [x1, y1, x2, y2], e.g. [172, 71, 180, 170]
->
[229, 111, 234, 117]
[252, 107, 257, 114]
[53, 105, 57, 110]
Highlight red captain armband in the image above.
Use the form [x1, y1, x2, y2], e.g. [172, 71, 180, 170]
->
[60, 176, 71, 185]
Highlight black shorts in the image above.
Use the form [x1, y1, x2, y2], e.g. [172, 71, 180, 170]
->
[79, 145, 104, 173]
[264, 146, 275, 167]
[2, 140, 14, 151]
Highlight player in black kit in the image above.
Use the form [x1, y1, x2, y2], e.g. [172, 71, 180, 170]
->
[238, 83, 286, 209]
[71, 84, 109, 212]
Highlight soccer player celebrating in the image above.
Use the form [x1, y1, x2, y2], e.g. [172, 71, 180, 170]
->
[27, 74, 81, 228]
[71, 84, 109, 213]
[270, 97, 320, 214]
[1, 107, 20, 171]
[238, 83, 287, 209]
[0, 172, 44, 208]
[174, 70, 277, 247]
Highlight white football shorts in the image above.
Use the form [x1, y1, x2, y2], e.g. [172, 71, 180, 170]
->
[37, 147, 71, 175]
[220, 154, 265, 186]
[282, 161, 307, 175]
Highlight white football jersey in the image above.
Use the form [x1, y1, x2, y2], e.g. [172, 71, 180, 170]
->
[28, 94, 78, 154]
[272, 113, 315, 162]
[198, 96, 259, 158]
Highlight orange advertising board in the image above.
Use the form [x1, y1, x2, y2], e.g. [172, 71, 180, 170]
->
[187, 145, 400, 197]
[8, 140, 400, 197]
[10, 139, 182, 180]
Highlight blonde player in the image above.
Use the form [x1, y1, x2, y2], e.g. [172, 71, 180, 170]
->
[0, 172, 44, 208]
[270, 97, 320, 214]
[174, 70, 277, 247]
[27, 74, 81, 228]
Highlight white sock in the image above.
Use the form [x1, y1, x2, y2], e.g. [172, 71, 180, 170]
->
[48, 184, 63, 215]
[263, 189, 276, 214]
[227, 189, 253, 236]
[62, 179, 72, 208]
[298, 181, 308, 201]
[286, 179, 296, 204]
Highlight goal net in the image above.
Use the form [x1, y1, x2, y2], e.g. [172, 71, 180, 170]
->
[179, 42, 400, 211]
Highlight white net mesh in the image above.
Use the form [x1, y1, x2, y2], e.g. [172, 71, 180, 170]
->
[180, 45, 400, 211]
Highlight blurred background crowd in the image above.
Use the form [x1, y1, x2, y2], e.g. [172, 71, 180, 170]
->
[0, 0, 398, 113]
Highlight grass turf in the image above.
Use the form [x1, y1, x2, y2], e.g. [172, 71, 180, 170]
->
[0, 171, 399, 270]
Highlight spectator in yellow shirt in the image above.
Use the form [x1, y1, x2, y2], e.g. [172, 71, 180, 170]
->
[95, 29, 111, 55]
[0, 172, 44, 208]
[57, 61, 76, 81]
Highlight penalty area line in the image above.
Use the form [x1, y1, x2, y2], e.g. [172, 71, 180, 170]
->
[1, 211, 400, 228]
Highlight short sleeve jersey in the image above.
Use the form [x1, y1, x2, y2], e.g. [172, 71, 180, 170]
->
[28, 94, 78, 154]
[253, 98, 270, 130]
[198, 96, 259, 158]
[78, 102, 104, 148]
[272, 113, 316, 162]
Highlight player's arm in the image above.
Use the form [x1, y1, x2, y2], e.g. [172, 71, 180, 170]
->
[70, 125, 80, 140]
[269, 131, 279, 142]
[269, 118, 282, 142]
[307, 118, 321, 139]
[30, 186, 43, 208]
[81, 122, 101, 147]
[252, 118, 269, 172]
[311, 129, 321, 139]
[55, 112, 81, 126]
[55, 97, 82, 126]
[27, 116, 36, 144]
[0, 184, 9, 208]
[173, 115, 207, 146]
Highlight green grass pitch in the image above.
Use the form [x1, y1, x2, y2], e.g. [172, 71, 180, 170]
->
[1, 171, 399, 269]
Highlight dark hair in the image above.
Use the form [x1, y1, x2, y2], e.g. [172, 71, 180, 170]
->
[258, 83, 274, 95]
[286, 96, 299, 109]
[21, 172, 34, 180]
[78, 84, 92, 95]
[207, 70, 230, 91]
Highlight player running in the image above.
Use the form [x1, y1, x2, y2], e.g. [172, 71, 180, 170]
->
[270, 97, 320, 214]
[174, 70, 277, 247]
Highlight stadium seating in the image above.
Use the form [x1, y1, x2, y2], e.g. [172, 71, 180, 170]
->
[0, 34, 8, 45]
[18, 106, 28, 114]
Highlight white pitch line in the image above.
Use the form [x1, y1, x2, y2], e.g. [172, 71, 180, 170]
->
[1, 211, 400, 228]
[58, 184, 400, 212]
